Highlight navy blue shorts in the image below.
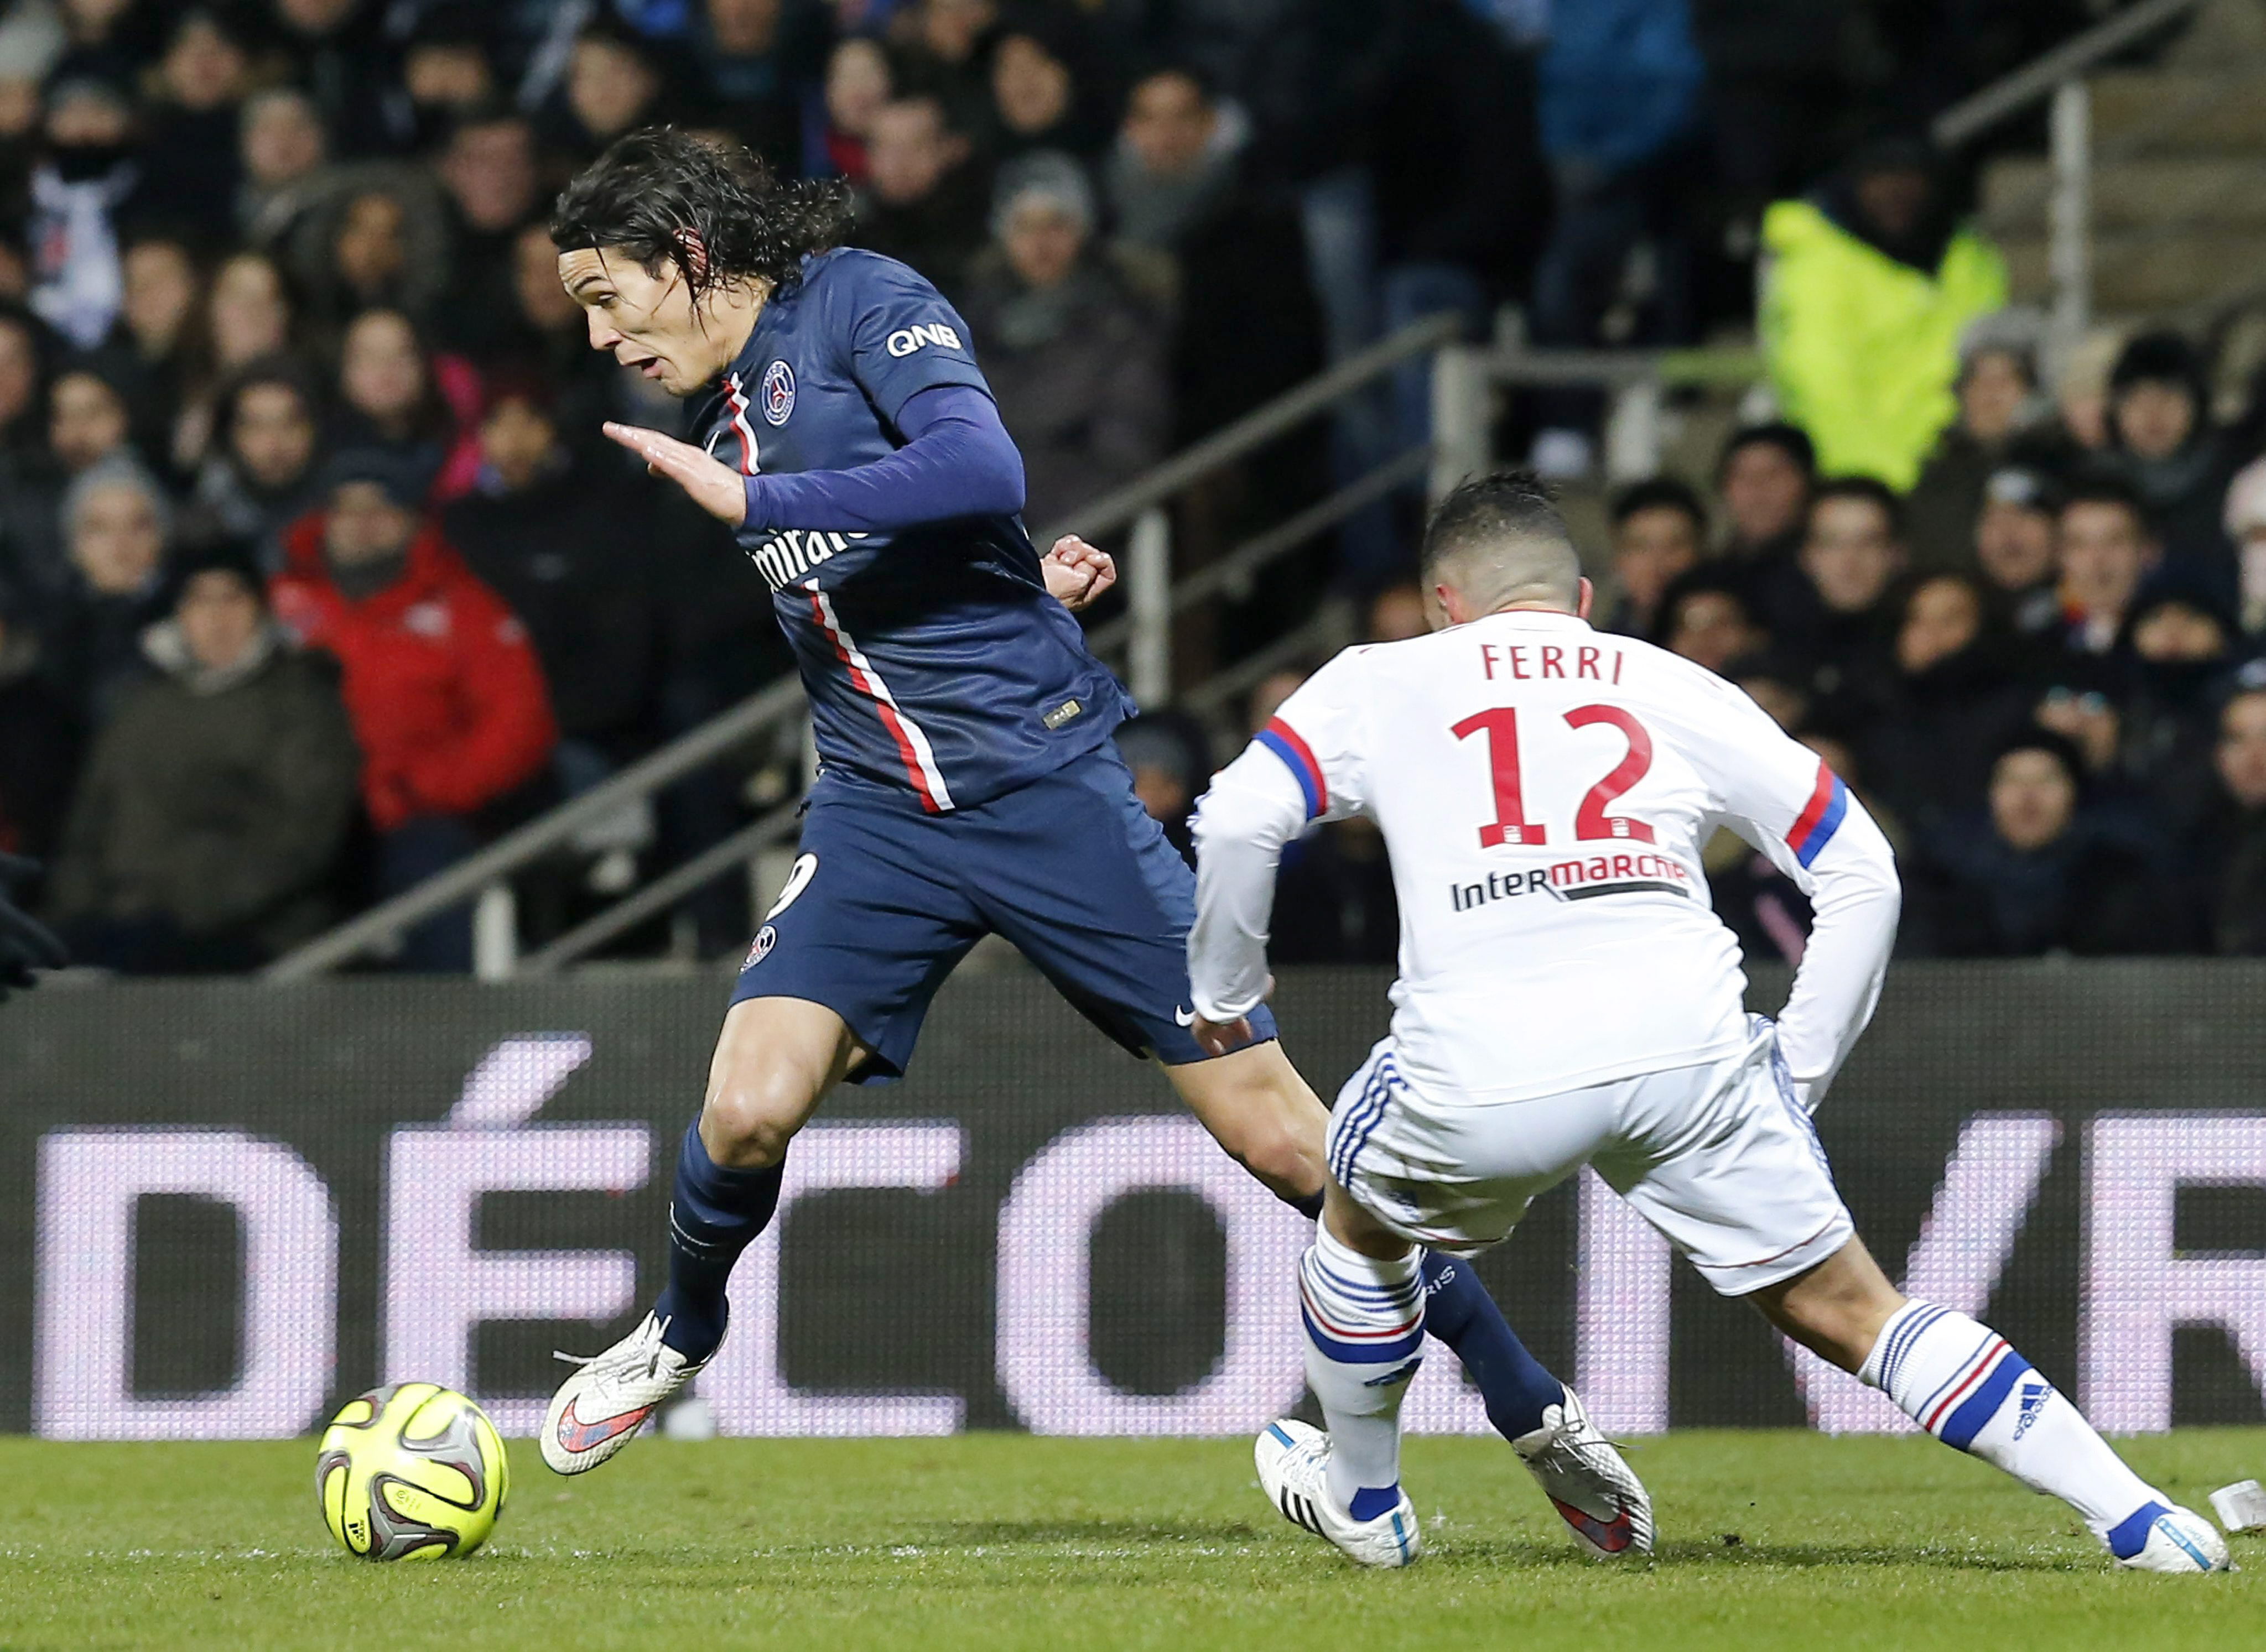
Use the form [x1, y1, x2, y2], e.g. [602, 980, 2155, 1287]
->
[731, 746, 1278, 1082]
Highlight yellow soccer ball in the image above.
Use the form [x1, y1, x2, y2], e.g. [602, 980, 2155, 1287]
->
[316, 1383, 510, 1560]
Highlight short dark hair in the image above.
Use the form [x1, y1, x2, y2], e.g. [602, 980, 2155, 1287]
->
[1809, 475, 1904, 538]
[1717, 421, 1815, 482]
[550, 127, 852, 306]
[2059, 471, 2151, 533]
[1421, 470, 1572, 580]
[1610, 476, 1707, 537]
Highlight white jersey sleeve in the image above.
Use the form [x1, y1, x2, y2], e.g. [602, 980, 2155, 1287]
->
[1649, 673, 1901, 1108]
[1188, 649, 1371, 1022]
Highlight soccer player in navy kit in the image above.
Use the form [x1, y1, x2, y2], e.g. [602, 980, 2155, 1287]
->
[539, 131, 1643, 1547]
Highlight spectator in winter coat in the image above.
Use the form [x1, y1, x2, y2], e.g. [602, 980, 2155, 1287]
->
[1974, 465, 2062, 638]
[1655, 571, 1765, 675]
[0, 577, 77, 863]
[1904, 314, 2046, 574]
[1107, 65, 1321, 449]
[2055, 478, 2158, 658]
[51, 452, 169, 729]
[2186, 686, 2266, 953]
[183, 356, 328, 567]
[29, 71, 146, 350]
[1712, 421, 1813, 628]
[443, 378, 657, 777]
[959, 153, 1165, 529]
[1781, 477, 1905, 726]
[1857, 574, 2035, 840]
[47, 541, 360, 972]
[853, 93, 988, 294]
[271, 447, 556, 971]
[135, 7, 253, 245]
[1760, 137, 2008, 491]
[1905, 728, 2170, 957]
[2098, 330, 2241, 612]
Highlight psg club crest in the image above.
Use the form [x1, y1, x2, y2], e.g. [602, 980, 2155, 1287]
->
[761, 359, 796, 426]
[743, 925, 777, 969]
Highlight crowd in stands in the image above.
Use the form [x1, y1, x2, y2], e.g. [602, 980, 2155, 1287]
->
[0, 0, 2238, 977]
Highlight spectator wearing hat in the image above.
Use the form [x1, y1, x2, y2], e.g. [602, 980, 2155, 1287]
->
[958, 151, 1166, 530]
[1904, 312, 2048, 572]
[1904, 727, 2171, 958]
[1760, 136, 2008, 492]
[50, 450, 169, 729]
[444, 376, 658, 785]
[1973, 465, 2063, 638]
[2099, 329, 2241, 611]
[271, 446, 556, 971]
[0, 574, 77, 864]
[183, 355, 328, 567]
[46, 540, 360, 973]
[29, 69, 145, 350]
[1602, 477, 1704, 637]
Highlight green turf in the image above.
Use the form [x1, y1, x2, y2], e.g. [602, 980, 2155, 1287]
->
[0, 1430, 2255, 1651]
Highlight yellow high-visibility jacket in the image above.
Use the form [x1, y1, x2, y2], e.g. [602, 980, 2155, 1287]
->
[1759, 199, 2008, 492]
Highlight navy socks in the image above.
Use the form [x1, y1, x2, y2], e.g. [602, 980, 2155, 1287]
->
[1283, 1188, 1563, 1442]
[654, 1119, 784, 1361]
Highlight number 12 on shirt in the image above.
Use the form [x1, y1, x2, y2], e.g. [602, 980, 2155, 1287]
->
[1450, 705, 1657, 849]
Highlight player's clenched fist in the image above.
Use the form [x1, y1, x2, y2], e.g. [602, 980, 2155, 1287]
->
[1042, 535, 1116, 612]
[603, 422, 749, 525]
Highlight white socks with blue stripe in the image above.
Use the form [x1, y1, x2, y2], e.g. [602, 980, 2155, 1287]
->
[1300, 1224, 1425, 1518]
[1862, 1299, 2163, 1554]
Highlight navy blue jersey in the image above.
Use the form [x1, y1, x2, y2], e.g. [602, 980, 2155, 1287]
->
[698, 247, 1132, 811]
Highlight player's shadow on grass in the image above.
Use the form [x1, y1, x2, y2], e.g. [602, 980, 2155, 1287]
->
[909, 1518, 1263, 1547]
[1437, 1536, 2091, 1574]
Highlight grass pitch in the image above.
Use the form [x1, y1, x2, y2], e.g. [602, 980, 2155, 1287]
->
[0, 1429, 2256, 1651]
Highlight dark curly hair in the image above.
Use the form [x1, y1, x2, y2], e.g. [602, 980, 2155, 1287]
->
[549, 127, 852, 305]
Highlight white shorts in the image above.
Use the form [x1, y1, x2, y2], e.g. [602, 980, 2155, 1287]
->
[1326, 1022, 1854, 1295]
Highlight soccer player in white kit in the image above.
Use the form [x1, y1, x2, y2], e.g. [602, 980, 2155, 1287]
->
[1187, 474, 2229, 1573]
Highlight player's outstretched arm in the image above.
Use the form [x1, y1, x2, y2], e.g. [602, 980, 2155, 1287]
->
[0, 853, 66, 1003]
[1187, 747, 1311, 1054]
[1042, 535, 1116, 612]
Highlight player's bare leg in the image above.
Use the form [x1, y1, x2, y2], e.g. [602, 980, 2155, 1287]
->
[543, 997, 862, 1474]
[1746, 1237, 2229, 1572]
[1162, 1039, 1331, 1202]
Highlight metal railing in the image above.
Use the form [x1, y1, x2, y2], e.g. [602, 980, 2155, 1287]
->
[1926, 0, 2208, 364]
[266, 314, 1460, 981]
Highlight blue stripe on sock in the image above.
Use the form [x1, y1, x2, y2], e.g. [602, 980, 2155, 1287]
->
[1915, 1330, 1999, 1423]
[1302, 1306, 1425, 1366]
[2106, 1501, 2171, 1561]
[1878, 1304, 1947, 1393]
[1938, 1352, 2031, 1450]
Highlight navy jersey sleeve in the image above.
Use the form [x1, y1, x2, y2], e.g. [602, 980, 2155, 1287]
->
[838, 253, 991, 424]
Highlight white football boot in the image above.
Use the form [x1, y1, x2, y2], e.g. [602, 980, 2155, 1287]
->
[1254, 1419, 1421, 1568]
[1513, 1385, 1655, 1559]
[542, 1311, 711, 1475]
[2113, 1504, 2232, 1573]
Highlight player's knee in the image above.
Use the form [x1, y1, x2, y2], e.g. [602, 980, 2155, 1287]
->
[700, 1071, 815, 1168]
[1229, 1116, 1328, 1203]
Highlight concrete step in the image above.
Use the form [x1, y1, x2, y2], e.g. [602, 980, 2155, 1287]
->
[2000, 226, 2266, 310]
[2088, 70, 2266, 149]
[1982, 154, 2266, 231]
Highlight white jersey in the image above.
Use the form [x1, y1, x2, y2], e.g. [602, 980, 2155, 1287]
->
[1189, 608, 1901, 1107]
